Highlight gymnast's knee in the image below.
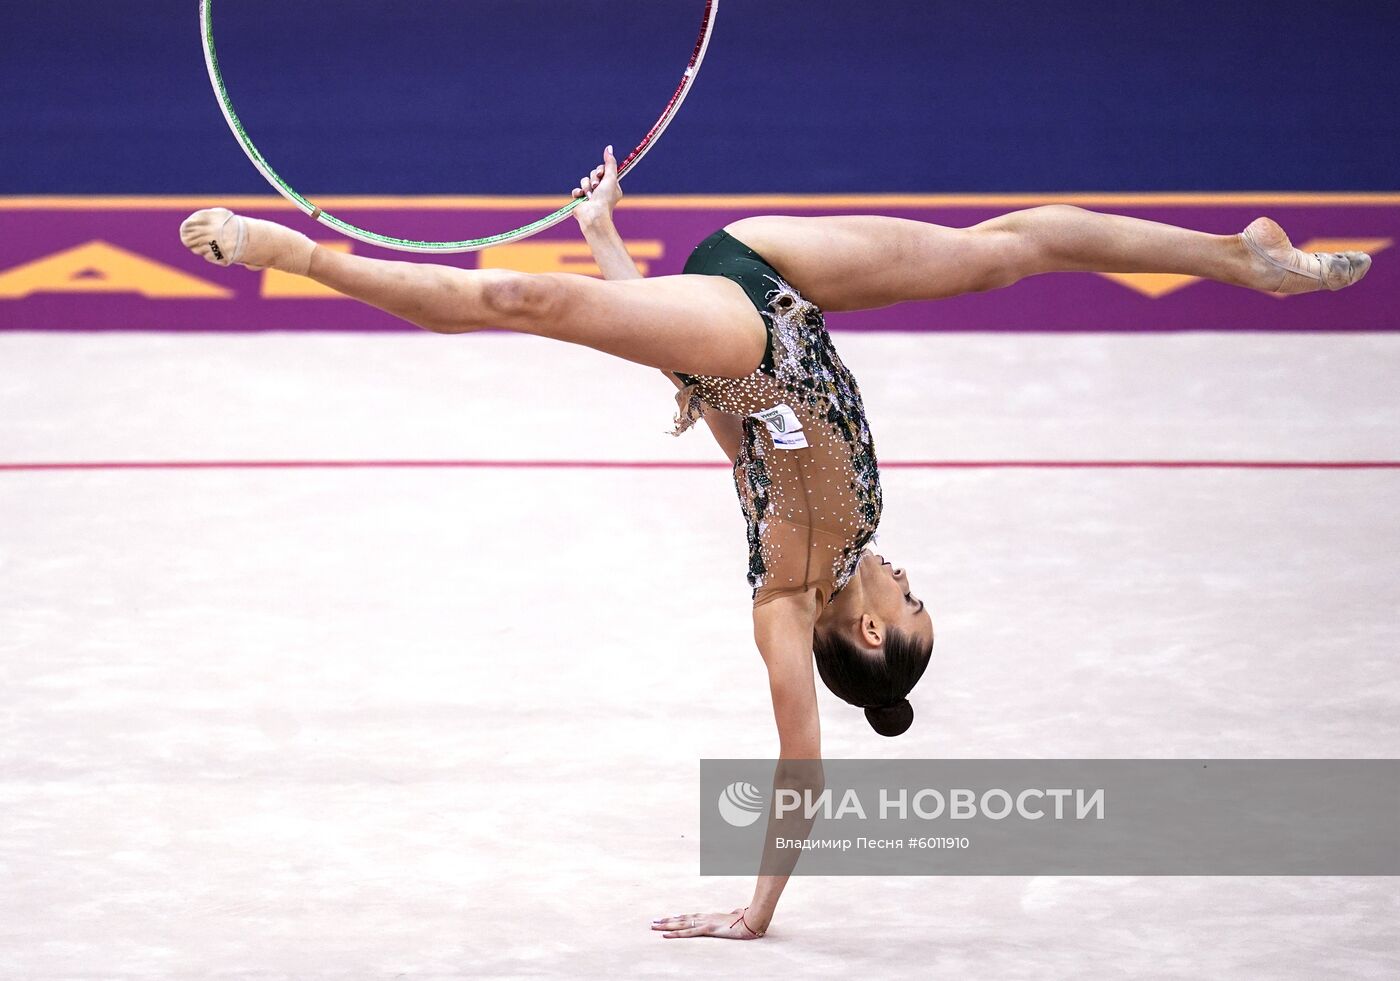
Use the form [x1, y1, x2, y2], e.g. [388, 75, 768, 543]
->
[985, 204, 1086, 231]
[967, 206, 1085, 286]
[951, 227, 1034, 291]
[476, 270, 562, 325]
[417, 270, 560, 334]
[982, 204, 1087, 250]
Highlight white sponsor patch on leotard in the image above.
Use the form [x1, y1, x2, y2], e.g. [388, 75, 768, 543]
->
[751, 403, 808, 450]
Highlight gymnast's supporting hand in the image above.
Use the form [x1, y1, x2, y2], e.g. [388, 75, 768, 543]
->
[651, 908, 767, 941]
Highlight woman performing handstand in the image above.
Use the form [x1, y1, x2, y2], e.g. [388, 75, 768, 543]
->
[179, 149, 1369, 939]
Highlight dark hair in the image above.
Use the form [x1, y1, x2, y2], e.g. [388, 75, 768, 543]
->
[812, 627, 933, 737]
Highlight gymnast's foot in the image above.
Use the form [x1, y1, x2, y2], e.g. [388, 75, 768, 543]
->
[179, 207, 315, 276]
[1240, 217, 1371, 294]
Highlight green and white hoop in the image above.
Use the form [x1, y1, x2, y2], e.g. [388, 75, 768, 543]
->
[199, 0, 720, 253]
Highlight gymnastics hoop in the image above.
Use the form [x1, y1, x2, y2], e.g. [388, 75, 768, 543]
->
[199, 0, 720, 253]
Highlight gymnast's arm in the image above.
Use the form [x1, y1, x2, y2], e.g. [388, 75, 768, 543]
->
[650, 588, 823, 941]
[573, 147, 746, 463]
[746, 589, 825, 934]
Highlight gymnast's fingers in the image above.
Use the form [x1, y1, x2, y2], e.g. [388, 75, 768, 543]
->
[662, 927, 709, 939]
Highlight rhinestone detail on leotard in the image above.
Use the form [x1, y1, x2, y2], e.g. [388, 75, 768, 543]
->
[672, 275, 882, 605]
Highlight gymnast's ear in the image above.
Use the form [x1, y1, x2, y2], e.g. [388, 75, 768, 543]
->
[858, 613, 883, 648]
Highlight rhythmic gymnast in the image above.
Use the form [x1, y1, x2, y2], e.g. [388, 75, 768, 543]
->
[179, 148, 1369, 939]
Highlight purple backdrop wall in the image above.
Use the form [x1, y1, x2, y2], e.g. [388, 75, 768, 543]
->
[1, 196, 1393, 332]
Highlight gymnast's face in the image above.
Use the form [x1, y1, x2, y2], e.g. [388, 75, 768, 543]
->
[822, 551, 934, 650]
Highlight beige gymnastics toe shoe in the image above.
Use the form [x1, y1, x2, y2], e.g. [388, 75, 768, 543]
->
[1241, 217, 1371, 294]
[179, 207, 315, 275]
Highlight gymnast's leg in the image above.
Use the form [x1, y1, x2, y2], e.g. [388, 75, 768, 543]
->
[178, 208, 766, 379]
[724, 208, 1373, 312]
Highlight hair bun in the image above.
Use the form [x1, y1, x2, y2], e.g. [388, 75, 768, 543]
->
[864, 699, 914, 737]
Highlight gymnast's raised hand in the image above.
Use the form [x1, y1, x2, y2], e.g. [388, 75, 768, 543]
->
[571, 144, 624, 225]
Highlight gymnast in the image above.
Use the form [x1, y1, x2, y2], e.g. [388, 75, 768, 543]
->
[179, 147, 1369, 938]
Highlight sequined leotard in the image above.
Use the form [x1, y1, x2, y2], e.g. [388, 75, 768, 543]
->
[673, 230, 882, 608]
